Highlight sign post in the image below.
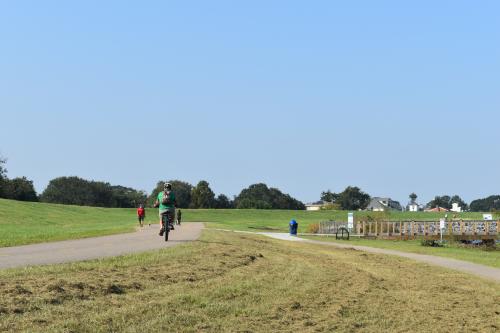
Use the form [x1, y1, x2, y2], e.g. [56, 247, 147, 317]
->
[348, 212, 354, 232]
[483, 214, 493, 221]
[439, 218, 445, 243]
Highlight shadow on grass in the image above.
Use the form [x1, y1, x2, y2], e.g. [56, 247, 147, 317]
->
[247, 226, 281, 231]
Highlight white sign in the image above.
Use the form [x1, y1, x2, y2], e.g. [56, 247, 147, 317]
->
[348, 212, 354, 229]
[439, 219, 446, 230]
[483, 214, 493, 221]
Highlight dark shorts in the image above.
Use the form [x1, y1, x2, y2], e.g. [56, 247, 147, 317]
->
[160, 208, 175, 224]
[138, 215, 145, 222]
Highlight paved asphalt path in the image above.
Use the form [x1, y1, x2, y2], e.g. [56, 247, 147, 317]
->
[260, 233, 500, 282]
[0, 223, 203, 270]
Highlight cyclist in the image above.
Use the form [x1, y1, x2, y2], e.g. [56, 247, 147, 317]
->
[154, 182, 176, 236]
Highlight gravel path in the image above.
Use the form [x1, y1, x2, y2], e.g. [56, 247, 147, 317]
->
[0, 223, 204, 270]
[259, 233, 500, 282]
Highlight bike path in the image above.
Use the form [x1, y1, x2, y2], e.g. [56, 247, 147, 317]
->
[261, 233, 500, 282]
[0, 223, 203, 270]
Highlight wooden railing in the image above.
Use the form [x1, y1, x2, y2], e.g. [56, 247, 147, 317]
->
[319, 220, 499, 240]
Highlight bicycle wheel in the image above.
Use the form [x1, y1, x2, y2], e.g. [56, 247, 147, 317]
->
[163, 213, 169, 242]
[165, 225, 169, 241]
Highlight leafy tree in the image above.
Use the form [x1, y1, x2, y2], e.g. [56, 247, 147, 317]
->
[234, 183, 305, 210]
[90, 181, 114, 207]
[450, 195, 468, 211]
[4, 177, 38, 202]
[426, 195, 452, 210]
[190, 180, 216, 208]
[0, 156, 6, 179]
[321, 190, 339, 203]
[148, 180, 193, 208]
[0, 157, 7, 198]
[110, 185, 147, 208]
[426, 195, 467, 210]
[409, 193, 417, 203]
[215, 194, 232, 209]
[41, 176, 145, 207]
[337, 186, 370, 210]
[469, 195, 500, 212]
[41, 177, 97, 206]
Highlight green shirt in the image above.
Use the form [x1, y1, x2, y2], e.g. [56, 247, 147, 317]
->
[157, 191, 176, 210]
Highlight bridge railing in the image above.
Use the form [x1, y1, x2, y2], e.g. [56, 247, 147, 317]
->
[318, 221, 349, 235]
[319, 220, 498, 240]
[360, 220, 498, 239]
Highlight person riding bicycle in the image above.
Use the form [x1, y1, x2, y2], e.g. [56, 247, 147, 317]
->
[154, 182, 176, 236]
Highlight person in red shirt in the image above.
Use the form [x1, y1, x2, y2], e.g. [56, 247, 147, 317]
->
[137, 204, 146, 228]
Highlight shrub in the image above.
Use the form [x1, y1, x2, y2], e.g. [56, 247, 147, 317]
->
[306, 223, 319, 234]
[320, 203, 341, 210]
[420, 240, 444, 247]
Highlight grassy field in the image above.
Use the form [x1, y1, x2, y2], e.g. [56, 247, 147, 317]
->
[301, 236, 500, 268]
[0, 229, 498, 333]
[2, 195, 496, 269]
[183, 209, 484, 232]
[0, 199, 159, 247]
[185, 209, 499, 268]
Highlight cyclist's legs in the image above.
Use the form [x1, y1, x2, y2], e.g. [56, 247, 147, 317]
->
[159, 211, 166, 230]
[159, 208, 175, 231]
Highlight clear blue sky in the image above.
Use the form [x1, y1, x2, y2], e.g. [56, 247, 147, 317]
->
[1, 1, 499, 205]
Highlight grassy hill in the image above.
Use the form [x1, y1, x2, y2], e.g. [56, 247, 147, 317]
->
[0, 199, 155, 247]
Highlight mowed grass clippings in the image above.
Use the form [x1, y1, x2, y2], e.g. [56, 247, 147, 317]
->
[0, 230, 499, 333]
[301, 236, 500, 269]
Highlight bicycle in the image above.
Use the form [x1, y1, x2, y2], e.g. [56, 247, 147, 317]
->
[161, 211, 174, 242]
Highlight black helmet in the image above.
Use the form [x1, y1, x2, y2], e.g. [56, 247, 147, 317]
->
[164, 182, 172, 190]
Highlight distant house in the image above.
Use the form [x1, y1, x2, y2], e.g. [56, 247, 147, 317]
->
[407, 203, 419, 212]
[366, 197, 402, 212]
[407, 201, 423, 212]
[450, 202, 462, 213]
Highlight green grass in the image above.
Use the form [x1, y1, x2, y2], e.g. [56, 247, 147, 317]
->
[0, 230, 498, 333]
[183, 208, 484, 232]
[0, 199, 490, 247]
[301, 236, 500, 268]
[0, 199, 160, 247]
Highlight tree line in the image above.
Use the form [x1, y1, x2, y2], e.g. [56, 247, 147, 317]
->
[0, 158, 305, 209]
[0, 157, 37, 201]
[39, 178, 304, 209]
[320, 188, 500, 212]
[41, 177, 147, 208]
[147, 181, 305, 209]
[320, 187, 371, 211]
[407, 193, 497, 212]
[1, 157, 499, 211]
[425, 195, 468, 210]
